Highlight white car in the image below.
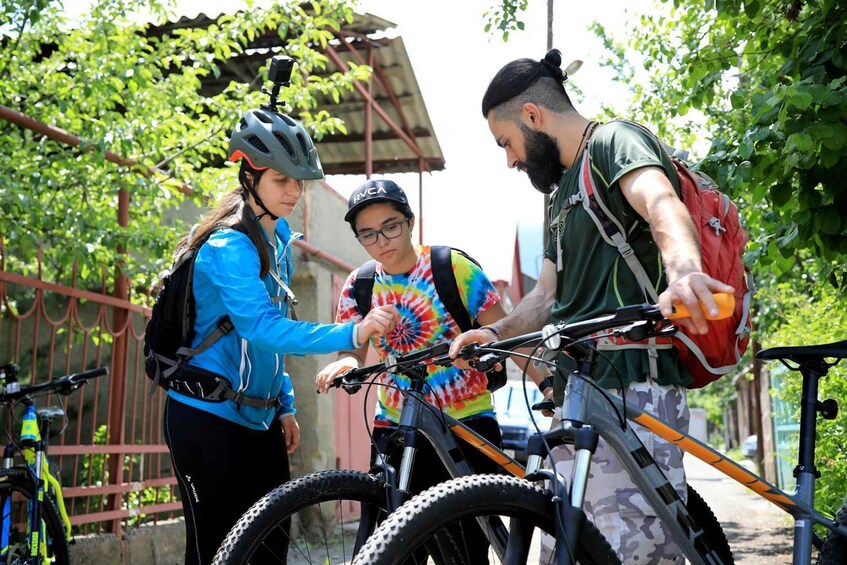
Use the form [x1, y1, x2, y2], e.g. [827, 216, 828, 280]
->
[742, 435, 758, 459]
[492, 380, 554, 462]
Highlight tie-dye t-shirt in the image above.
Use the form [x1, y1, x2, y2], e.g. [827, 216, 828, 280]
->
[336, 246, 501, 426]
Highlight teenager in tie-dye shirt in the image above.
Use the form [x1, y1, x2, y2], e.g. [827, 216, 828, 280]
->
[335, 244, 500, 424]
[316, 179, 531, 561]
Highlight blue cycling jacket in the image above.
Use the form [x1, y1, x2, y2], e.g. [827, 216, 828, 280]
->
[169, 221, 357, 430]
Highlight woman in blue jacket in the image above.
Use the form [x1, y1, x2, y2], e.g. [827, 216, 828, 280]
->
[163, 107, 398, 564]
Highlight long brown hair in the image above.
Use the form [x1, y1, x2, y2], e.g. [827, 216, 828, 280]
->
[175, 171, 272, 276]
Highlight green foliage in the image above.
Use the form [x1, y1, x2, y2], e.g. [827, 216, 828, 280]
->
[0, 0, 366, 296]
[483, 0, 528, 41]
[758, 282, 847, 515]
[687, 373, 740, 440]
[592, 0, 847, 286]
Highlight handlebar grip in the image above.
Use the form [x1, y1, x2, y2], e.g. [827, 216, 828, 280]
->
[667, 293, 734, 321]
[71, 367, 109, 382]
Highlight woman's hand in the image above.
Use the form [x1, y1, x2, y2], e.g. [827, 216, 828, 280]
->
[315, 356, 360, 394]
[356, 305, 400, 343]
[279, 414, 300, 454]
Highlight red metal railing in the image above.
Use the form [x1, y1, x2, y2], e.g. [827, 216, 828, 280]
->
[0, 240, 178, 536]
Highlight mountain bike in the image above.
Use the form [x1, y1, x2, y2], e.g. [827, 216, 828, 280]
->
[0, 363, 109, 565]
[212, 306, 727, 565]
[352, 299, 847, 564]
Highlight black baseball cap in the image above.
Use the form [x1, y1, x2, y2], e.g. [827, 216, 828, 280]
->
[344, 179, 411, 223]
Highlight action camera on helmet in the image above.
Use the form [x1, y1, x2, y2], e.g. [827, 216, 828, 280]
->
[263, 55, 295, 112]
[268, 55, 294, 86]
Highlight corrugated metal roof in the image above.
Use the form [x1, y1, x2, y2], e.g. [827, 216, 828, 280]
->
[145, 9, 444, 175]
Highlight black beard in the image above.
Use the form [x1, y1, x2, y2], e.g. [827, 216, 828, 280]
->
[518, 126, 564, 194]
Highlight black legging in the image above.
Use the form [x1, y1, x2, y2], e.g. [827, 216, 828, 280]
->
[372, 415, 503, 564]
[164, 397, 290, 564]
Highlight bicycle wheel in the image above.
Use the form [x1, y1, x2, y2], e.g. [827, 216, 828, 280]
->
[686, 484, 734, 563]
[0, 467, 69, 564]
[353, 474, 620, 565]
[818, 501, 847, 565]
[213, 469, 390, 565]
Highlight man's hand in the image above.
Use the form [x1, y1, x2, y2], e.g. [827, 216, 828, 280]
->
[279, 414, 301, 454]
[356, 305, 400, 343]
[315, 356, 360, 394]
[448, 327, 498, 370]
[659, 273, 734, 335]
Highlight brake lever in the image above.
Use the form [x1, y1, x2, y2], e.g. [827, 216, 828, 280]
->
[612, 320, 677, 342]
[472, 352, 507, 373]
[332, 371, 364, 395]
[458, 343, 481, 360]
[531, 400, 556, 412]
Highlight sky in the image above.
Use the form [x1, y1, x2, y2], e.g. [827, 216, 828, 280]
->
[62, 0, 651, 281]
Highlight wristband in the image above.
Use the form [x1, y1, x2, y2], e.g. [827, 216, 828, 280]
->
[352, 323, 362, 348]
[538, 376, 554, 394]
[479, 325, 500, 340]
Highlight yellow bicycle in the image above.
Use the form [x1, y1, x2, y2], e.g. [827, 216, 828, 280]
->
[0, 363, 108, 565]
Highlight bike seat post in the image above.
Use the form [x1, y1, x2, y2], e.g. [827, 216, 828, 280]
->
[795, 363, 825, 492]
[792, 362, 827, 564]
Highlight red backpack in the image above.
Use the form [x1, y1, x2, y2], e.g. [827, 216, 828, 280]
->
[576, 130, 754, 388]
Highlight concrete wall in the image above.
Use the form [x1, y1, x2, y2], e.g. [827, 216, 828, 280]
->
[285, 180, 373, 478]
[70, 519, 184, 564]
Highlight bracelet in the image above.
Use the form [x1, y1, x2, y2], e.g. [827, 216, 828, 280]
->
[478, 325, 500, 340]
[352, 323, 362, 348]
[538, 376, 554, 394]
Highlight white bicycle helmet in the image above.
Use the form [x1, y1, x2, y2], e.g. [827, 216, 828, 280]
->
[228, 108, 324, 180]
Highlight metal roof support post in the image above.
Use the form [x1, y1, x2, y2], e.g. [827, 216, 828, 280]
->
[323, 45, 430, 168]
[106, 188, 130, 537]
[418, 160, 424, 244]
[365, 44, 374, 178]
[337, 34, 419, 144]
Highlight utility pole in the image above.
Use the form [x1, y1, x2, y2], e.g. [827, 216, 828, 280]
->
[542, 0, 554, 248]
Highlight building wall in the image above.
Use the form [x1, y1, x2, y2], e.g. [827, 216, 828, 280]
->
[285, 180, 375, 477]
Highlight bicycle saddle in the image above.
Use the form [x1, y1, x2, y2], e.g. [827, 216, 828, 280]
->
[37, 406, 66, 421]
[757, 340, 847, 362]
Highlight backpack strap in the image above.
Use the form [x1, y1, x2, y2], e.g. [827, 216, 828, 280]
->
[574, 149, 662, 379]
[431, 245, 473, 332]
[575, 149, 660, 304]
[352, 260, 377, 317]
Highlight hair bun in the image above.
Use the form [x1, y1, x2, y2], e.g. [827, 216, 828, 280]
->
[543, 49, 562, 67]
[540, 49, 565, 82]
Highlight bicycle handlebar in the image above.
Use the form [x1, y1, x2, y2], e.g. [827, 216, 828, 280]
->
[0, 367, 109, 403]
[331, 293, 735, 392]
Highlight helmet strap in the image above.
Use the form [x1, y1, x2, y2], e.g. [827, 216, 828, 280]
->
[240, 167, 279, 221]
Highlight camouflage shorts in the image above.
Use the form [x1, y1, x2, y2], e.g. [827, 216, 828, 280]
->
[540, 377, 690, 565]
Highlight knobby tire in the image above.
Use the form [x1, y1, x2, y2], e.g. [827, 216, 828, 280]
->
[0, 467, 69, 564]
[818, 501, 847, 565]
[352, 473, 620, 565]
[213, 470, 387, 564]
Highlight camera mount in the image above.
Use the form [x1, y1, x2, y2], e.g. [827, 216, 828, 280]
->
[261, 55, 295, 112]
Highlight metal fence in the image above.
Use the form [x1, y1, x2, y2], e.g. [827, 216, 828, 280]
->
[0, 240, 178, 537]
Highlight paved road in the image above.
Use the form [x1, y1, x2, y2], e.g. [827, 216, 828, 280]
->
[685, 454, 794, 563]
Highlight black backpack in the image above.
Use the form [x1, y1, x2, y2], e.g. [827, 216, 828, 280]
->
[352, 245, 507, 392]
[143, 240, 234, 391]
[143, 230, 297, 409]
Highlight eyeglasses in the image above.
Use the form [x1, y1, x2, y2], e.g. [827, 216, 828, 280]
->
[355, 219, 408, 246]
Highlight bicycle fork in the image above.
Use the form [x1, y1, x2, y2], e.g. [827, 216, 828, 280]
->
[517, 422, 598, 565]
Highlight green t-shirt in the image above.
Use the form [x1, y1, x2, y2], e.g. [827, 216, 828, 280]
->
[544, 120, 693, 391]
